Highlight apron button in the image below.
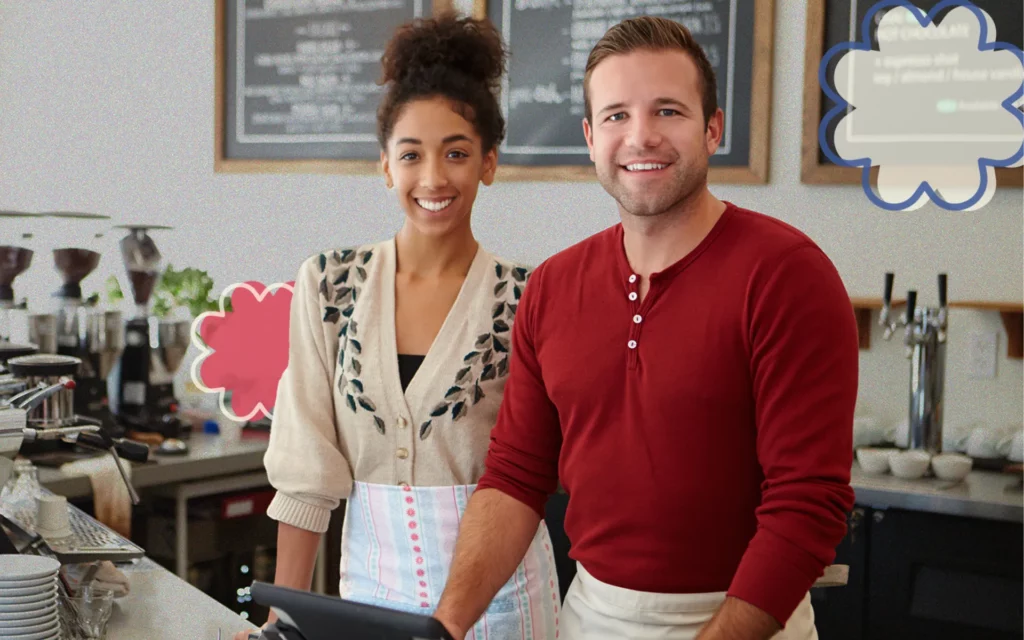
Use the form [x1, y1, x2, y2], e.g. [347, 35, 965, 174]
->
[397, 448, 409, 459]
[398, 416, 408, 428]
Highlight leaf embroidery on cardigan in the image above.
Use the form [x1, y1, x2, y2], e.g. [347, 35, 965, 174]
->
[418, 260, 532, 440]
[319, 248, 385, 434]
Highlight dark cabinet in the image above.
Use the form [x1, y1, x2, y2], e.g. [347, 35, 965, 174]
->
[813, 505, 1023, 640]
[867, 508, 1023, 640]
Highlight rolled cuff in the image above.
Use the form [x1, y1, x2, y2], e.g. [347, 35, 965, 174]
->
[476, 473, 547, 519]
[266, 492, 332, 534]
[726, 530, 823, 626]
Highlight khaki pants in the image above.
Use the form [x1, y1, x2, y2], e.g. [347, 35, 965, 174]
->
[560, 563, 817, 640]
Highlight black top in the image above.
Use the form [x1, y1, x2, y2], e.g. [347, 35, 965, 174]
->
[397, 354, 425, 392]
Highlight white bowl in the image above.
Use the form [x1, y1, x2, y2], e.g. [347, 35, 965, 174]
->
[856, 448, 891, 475]
[931, 453, 973, 481]
[889, 450, 932, 479]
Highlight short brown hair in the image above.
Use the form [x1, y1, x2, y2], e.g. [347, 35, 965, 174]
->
[583, 16, 718, 128]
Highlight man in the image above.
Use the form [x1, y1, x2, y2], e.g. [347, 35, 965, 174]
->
[433, 15, 859, 640]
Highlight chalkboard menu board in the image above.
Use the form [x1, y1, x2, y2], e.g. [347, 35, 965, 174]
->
[484, 0, 776, 183]
[801, 0, 1023, 186]
[216, 0, 437, 172]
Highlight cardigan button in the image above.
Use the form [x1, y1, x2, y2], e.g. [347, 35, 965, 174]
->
[397, 448, 409, 459]
[628, 274, 637, 283]
[628, 292, 638, 301]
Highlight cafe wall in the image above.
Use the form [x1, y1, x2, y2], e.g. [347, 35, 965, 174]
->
[1, 1, 1021, 432]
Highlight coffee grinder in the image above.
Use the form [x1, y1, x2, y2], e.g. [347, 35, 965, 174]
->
[40, 212, 126, 435]
[0, 211, 42, 344]
[113, 225, 190, 438]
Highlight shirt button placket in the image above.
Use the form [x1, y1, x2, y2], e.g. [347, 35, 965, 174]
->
[627, 274, 641, 368]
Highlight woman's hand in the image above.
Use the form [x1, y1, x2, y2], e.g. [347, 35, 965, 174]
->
[233, 624, 260, 640]
[233, 610, 277, 640]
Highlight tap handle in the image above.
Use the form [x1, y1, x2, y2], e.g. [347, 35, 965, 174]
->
[883, 272, 894, 306]
[906, 290, 917, 324]
[938, 273, 947, 308]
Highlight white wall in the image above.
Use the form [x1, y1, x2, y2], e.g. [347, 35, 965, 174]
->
[1, 1, 1021, 433]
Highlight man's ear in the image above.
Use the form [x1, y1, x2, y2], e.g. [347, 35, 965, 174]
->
[583, 118, 595, 162]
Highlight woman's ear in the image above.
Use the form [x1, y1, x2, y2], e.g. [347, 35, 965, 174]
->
[380, 150, 393, 189]
[481, 147, 498, 186]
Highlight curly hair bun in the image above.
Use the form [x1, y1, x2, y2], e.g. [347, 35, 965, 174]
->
[380, 12, 506, 89]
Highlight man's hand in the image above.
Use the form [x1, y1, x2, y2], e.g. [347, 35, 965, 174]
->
[434, 615, 467, 640]
[696, 596, 781, 640]
[432, 489, 541, 637]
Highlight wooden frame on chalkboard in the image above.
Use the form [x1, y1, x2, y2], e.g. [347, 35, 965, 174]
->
[472, 0, 776, 184]
[213, 0, 457, 174]
[800, 0, 1023, 186]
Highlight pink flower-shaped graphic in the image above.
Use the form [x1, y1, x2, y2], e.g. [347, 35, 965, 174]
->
[190, 281, 294, 422]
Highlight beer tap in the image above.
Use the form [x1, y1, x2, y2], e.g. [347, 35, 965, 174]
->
[880, 272, 949, 454]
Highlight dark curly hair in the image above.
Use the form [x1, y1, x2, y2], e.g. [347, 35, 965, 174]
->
[376, 11, 507, 153]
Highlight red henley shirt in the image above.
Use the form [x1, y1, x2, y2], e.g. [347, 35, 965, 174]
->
[476, 202, 859, 626]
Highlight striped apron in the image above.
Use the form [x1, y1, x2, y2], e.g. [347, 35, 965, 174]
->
[339, 482, 561, 640]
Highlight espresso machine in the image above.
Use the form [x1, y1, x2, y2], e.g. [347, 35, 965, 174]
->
[112, 225, 190, 440]
[1, 354, 149, 563]
[879, 272, 948, 455]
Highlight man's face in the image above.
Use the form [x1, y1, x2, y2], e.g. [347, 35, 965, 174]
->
[583, 49, 723, 219]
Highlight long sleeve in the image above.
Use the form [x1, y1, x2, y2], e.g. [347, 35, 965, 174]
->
[264, 255, 353, 534]
[475, 262, 563, 518]
[727, 243, 859, 625]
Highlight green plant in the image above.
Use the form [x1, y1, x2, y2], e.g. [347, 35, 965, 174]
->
[152, 264, 231, 319]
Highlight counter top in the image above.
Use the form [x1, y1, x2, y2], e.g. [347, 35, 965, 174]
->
[850, 462, 1023, 523]
[108, 557, 257, 639]
[34, 433, 1024, 524]
[37, 433, 269, 499]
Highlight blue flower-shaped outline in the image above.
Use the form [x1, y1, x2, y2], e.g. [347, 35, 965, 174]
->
[818, 0, 1024, 211]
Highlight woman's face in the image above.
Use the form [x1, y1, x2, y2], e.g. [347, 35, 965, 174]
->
[382, 97, 497, 239]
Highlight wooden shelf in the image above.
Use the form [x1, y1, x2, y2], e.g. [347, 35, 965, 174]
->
[850, 298, 905, 350]
[849, 298, 1024, 359]
[949, 301, 1024, 359]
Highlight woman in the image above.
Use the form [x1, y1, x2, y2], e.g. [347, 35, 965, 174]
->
[241, 12, 561, 640]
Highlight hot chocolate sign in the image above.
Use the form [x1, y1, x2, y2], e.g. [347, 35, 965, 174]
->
[190, 281, 294, 422]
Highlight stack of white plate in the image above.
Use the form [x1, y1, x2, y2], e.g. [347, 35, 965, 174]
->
[0, 555, 61, 640]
